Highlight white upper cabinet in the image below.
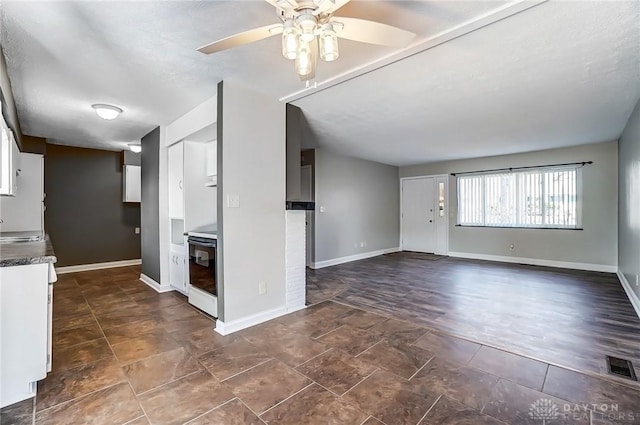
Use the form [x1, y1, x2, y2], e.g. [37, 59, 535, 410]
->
[168, 142, 184, 219]
[122, 165, 141, 203]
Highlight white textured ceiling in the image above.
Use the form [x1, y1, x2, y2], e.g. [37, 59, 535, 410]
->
[0, 1, 639, 164]
[294, 0, 640, 165]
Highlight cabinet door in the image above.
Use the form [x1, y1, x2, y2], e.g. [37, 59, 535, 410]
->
[123, 165, 141, 203]
[169, 252, 187, 293]
[168, 143, 184, 219]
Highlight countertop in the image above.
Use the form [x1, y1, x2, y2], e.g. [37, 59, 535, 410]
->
[0, 234, 57, 267]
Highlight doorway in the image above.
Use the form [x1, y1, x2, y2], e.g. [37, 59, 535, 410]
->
[401, 175, 448, 255]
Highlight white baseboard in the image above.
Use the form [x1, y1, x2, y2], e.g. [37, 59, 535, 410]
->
[617, 269, 640, 319]
[447, 251, 617, 273]
[311, 247, 400, 269]
[287, 304, 306, 314]
[139, 273, 173, 293]
[215, 305, 289, 335]
[56, 259, 141, 274]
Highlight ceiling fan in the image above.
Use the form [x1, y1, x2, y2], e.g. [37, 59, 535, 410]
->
[197, 0, 416, 81]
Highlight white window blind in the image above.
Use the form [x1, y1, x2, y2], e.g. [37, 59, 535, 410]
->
[457, 166, 581, 228]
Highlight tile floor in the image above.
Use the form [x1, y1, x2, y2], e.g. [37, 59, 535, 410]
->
[1, 265, 640, 425]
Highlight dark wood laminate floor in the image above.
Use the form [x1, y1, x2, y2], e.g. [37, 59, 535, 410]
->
[309, 253, 640, 387]
[2, 261, 640, 425]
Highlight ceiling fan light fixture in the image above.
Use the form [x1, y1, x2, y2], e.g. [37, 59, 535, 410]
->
[92, 104, 122, 120]
[282, 20, 299, 60]
[319, 24, 339, 61]
[296, 13, 317, 42]
[295, 40, 313, 76]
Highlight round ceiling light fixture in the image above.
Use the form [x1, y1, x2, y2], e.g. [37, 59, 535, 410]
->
[92, 104, 123, 120]
[128, 144, 142, 153]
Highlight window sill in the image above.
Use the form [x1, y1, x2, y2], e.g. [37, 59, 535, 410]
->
[455, 225, 583, 231]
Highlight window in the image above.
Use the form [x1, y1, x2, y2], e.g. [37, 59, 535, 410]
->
[457, 167, 581, 229]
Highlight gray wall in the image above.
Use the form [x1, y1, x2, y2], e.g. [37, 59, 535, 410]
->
[44, 144, 140, 267]
[401, 141, 618, 268]
[141, 127, 160, 282]
[218, 81, 286, 323]
[314, 149, 400, 263]
[619, 99, 640, 300]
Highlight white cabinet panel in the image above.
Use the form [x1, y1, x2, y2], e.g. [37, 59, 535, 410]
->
[123, 165, 141, 203]
[168, 142, 184, 219]
[0, 263, 49, 407]
[169, 250, 187, 294]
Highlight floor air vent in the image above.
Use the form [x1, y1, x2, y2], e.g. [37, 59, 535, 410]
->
[606, 356, 637, 381]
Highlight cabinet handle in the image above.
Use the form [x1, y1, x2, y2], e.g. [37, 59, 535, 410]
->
[179, 180, 183, 190]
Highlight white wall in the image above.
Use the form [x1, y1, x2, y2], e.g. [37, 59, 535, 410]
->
[619, 98, 640, 305]
[217, 81, 286, 326]
[314, 149, 400, 265]
[401, 141, 618, 271]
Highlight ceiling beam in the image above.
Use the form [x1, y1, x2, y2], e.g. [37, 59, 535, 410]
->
[280, 0, 548, 103]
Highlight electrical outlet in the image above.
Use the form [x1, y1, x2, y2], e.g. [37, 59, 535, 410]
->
[259, 281, 267, 295]
[227, 195, 240, 208]
[509, 243, 515, 251]
[319, 206, 326, 213]
[360, 242, 365, 248]
[636, 275, 639, 287]
[134, 227, 140, 234]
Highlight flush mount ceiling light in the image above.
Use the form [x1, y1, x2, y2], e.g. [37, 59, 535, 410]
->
[92, 104, 123, 120]
[197, 0, 416, 82]
[128, 144, 142, 153]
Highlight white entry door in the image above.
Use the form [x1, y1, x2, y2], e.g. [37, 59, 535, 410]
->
[402, 177, 436, 253]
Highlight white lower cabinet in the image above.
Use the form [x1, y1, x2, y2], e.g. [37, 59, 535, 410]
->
[169, 250, 187, 294]
[0, 263, 50, 408]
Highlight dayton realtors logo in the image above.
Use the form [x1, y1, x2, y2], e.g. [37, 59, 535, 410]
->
[529, 398, 637, 423]
[529, 399, 559, 424]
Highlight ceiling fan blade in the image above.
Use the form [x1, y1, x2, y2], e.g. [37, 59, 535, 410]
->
[263, 0, 299, 12]
[313, 0, 352, 15]
[332, 17, 415, 47]
[197, 24, 283, 55]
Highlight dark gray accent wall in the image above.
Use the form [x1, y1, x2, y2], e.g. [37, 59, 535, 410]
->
[141, 127, 160, 282]
[44, 144, 140, 267]
[122, 150, 141, 166]
[619, 98, 640, 302]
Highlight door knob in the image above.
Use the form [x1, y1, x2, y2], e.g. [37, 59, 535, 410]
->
[429, 220, 433, 223]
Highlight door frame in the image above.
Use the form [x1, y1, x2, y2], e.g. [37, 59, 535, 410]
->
[399, 174, 449, 255]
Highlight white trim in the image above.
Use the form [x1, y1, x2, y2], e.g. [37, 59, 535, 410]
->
[139, 273, 173, 293]
[55, 259, 141, 274]
[617, 270, 640, 319]
[215, 305, 288, 335]
[448, 251, 617, 273]
[310, 247, 400, 270]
